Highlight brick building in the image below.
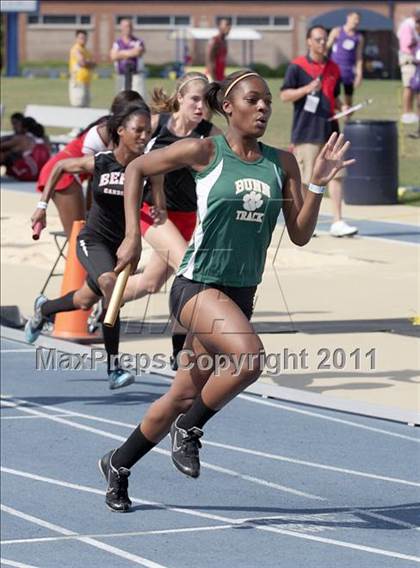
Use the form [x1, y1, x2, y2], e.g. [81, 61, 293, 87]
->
[5, 1, 420, 72]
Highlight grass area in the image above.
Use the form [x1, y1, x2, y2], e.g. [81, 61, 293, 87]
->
[1, 77, 419, 196]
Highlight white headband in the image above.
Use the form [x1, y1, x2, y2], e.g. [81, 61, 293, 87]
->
[224, 72, 261, 97]
[177, 76, 209, 93]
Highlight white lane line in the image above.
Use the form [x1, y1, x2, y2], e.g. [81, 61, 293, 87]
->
[1, 396, 323, 501]
[1, 414, 79, 420]
[1, 466, 240, 525]
[373, 504, 420, 511]
[0, 559, 40, 568]
[2, 467, 419, 564]
[6, 396, 417, 490]
[1, 524, 235, 545]
[1, 505, 75, 536]
[0, 556, 38, 568]
[3, 360, 420, 442]
[350, 508, 420, 531]
[119, 373, 420, 439]
[358, 235, 420, 248]
[236, 508, 419, 532]
[1, 504, 168, 568]
[237, 394, 420, 442]
[206, 441, 420, 488]
[196, 460, 323, 500]
[253, 523, 420, 563]
[1, 400, 20, 408]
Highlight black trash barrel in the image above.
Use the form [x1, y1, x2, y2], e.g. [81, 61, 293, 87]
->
[343, 120, 398, 205]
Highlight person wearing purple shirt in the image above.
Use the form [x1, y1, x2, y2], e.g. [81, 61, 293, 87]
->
[397, 9, 420, 124]
[327, 11, 364, 110]
[110, 18, 146, 99]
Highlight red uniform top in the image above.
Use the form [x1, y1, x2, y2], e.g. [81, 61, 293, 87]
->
[36, 132, 88, 192]
[6, 135, 50, 182]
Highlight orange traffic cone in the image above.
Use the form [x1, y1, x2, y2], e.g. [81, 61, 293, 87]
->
[53, 220, 97, 341]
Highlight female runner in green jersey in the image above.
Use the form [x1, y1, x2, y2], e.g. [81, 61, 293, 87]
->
[99, 70, 355, 512]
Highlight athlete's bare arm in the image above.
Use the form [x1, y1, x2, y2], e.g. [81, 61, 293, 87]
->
[31, 155, 94, 230]
[116, 138, 215, 272]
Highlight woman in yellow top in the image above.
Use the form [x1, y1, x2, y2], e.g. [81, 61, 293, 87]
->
[69, 30, 96, 108]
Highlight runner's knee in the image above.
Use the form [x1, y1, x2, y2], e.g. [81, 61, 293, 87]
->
[98, 273, 117, 298]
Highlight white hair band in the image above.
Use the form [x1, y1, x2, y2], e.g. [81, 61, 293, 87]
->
[177, 76, 209, 93]
[224, 72, 261, 97]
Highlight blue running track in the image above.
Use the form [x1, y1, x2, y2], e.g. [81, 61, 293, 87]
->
[1, 336, 419, 567]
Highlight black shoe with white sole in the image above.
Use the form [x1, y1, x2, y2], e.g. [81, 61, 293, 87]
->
[169, 355, 178, 371]
[24, 294, 50, 343]
[99, 450, 132, 512]
[170, 415, 203, 478]
[87, 299, 103, 334]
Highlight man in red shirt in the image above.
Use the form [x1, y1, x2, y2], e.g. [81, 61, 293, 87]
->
[281, 25, 357, 237]
[206, 18, 231, 81]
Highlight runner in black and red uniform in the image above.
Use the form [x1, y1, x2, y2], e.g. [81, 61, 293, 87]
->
[25, 101, 163, 390]
[35, 90, 144, 237]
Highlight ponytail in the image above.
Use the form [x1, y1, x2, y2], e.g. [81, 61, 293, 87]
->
[204, 82, 224, 116]
[150, 87, 178, 114]
[151, 71, 209, 114]
[78, 115, 110, 139]
[204, 69, 264, 120]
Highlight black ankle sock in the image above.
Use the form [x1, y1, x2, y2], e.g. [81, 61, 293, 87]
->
[112, 424, 156, 469]
[102, 315, 120, 374]
[41, 291, 77, 318]
[171, 333, 186, 358]
[177, 395, 218, 430]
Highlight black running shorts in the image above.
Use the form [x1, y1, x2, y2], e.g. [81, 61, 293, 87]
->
[170, 275, 257, 323]
[76, 234, 118, 297]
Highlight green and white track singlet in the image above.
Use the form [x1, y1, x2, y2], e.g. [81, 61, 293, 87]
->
[178, 135, 284, 287]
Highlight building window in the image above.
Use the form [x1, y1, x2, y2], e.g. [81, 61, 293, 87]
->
[174, 16, 190, 26]
[274, 17, 290, 27]
[137, 16, 171, 26]
[115, 15, 191, 28]
[216, 15, 292, 30]
[43, 15, 76, 25]
[27, 14, 92, 27]
[236, 17, 270, 27]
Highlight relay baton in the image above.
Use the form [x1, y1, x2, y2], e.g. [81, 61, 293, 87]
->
[104, 264, 131, 327]
[32, 222, 44, 241]
[328, 98, 373, 121]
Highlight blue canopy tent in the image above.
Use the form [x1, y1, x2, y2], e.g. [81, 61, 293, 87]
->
[309, 8, 397, 78]
[310, 8, 393, 31]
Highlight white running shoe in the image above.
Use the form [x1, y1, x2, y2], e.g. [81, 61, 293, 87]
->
[330, 220, 358, 237]
[401, 113, 419, 125]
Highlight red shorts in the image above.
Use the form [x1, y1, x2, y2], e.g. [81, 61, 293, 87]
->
[36, 151, 89, 193]
[139, 202, 197, 242]
[7, 157, 40, 181]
